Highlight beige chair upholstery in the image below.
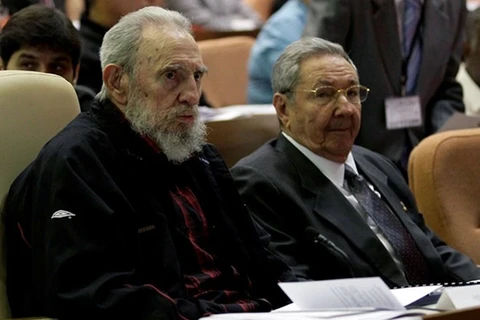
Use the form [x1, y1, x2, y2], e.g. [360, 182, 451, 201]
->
[408, 128, 480, 264]
[206, 114, 279, 167]
[198, 36, 256, 108]
[0, 70, 80, 319]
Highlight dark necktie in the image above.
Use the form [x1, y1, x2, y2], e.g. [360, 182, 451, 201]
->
[403, 0, 422, 95]
[344, 165, 430, 284]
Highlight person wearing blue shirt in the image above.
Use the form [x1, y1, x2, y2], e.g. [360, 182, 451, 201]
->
[247, 0, 308, 104]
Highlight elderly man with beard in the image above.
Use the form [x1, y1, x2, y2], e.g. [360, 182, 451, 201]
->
[3, 6, 294, 320]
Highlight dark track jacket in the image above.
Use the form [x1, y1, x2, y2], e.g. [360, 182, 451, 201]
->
[4, 99, 293, 320]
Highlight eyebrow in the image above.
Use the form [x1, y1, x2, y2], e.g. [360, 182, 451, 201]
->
[315, 79, 334, 86]
[313, 78, 359, 87]
[198, 65, 208, 74]
[161, 63, 208, 74]
[17, 53, 71, 64]
[17, 53, 38, 60]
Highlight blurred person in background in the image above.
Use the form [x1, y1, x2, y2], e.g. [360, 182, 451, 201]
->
[0, 0, 86, 28]
[248, 0, 308, 104]
[0, 4, 94, 111]
[2, 0, 58, 14]
[166, 0, 262, 31]
[65, 0, 85, 28]
[468, 0, 480, 11]
[457, 7, 480, 115]
[77, 0, 165, 93]
[303, 0, 467, 179]
[0, 0, 8, 29]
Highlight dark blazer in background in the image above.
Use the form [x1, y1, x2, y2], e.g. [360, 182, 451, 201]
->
[77, 15, 108, 94]
[2, 0, 65, 13]
[303, 0, 466, 172]
[231, 134, 480, 288]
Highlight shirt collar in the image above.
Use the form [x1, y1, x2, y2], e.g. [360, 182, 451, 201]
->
[282, 132, 358, 188]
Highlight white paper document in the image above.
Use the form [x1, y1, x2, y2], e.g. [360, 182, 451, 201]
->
[278, 277, 405, 310]
[436, 284, 480, 310]
[198, 278, 439, 319]
[200, 310, 424, 320]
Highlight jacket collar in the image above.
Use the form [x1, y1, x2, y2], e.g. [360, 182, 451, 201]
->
[275, 134, 409, 286]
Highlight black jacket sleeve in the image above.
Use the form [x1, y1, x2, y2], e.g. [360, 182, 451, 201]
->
[5, 131, 286, 319]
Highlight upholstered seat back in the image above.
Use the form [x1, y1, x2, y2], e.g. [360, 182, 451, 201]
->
[0, 71, 80, 318]
[198, 36, 255, 108]
[408, 128, 480, 264]
[206, 113, 279, 167]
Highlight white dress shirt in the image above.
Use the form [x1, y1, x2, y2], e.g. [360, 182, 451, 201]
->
[456, 63, 480, 116]
[282, 132, 407, 280]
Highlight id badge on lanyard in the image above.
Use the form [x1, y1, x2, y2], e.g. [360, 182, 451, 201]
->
[385, 95, 422, 130]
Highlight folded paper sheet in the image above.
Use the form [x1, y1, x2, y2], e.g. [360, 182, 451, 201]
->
[278, 277, 405, 310]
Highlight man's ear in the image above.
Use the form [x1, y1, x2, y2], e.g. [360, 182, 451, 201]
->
[72, 64, 80, 85]
[273, 92, 291, 129]
[103, 64, 129, 107]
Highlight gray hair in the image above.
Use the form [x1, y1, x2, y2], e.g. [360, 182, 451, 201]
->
[97, 6, 192, 101]
[271, 37, 357, 101]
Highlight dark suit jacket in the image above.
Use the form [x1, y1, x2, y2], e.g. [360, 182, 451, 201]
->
[77, 15, 108, 94]
[231, 134, 480, 288]
[303, 0, 466, 172]
[2, 0, 64, 13]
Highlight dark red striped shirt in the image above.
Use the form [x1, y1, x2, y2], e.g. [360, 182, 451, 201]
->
[171, 185, 268, 313]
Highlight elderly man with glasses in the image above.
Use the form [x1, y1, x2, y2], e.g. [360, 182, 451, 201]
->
[231, 37, 480, 288]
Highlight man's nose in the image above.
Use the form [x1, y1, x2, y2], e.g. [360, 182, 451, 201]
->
[179, 77, 201, 106]
[335, 91, 351, 105]
[335, 94, 356, 114]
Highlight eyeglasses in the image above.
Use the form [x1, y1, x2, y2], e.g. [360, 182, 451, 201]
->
[294, 85, 370, 105]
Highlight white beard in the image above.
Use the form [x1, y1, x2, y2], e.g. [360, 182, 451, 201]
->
[124, 87, 206, 164]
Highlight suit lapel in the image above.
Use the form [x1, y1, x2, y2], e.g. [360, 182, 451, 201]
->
[354, 155, 412, 235]
[354, 151, 445, 279]
[276, 136, 407, 286]
[371, 0, 403, 94]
